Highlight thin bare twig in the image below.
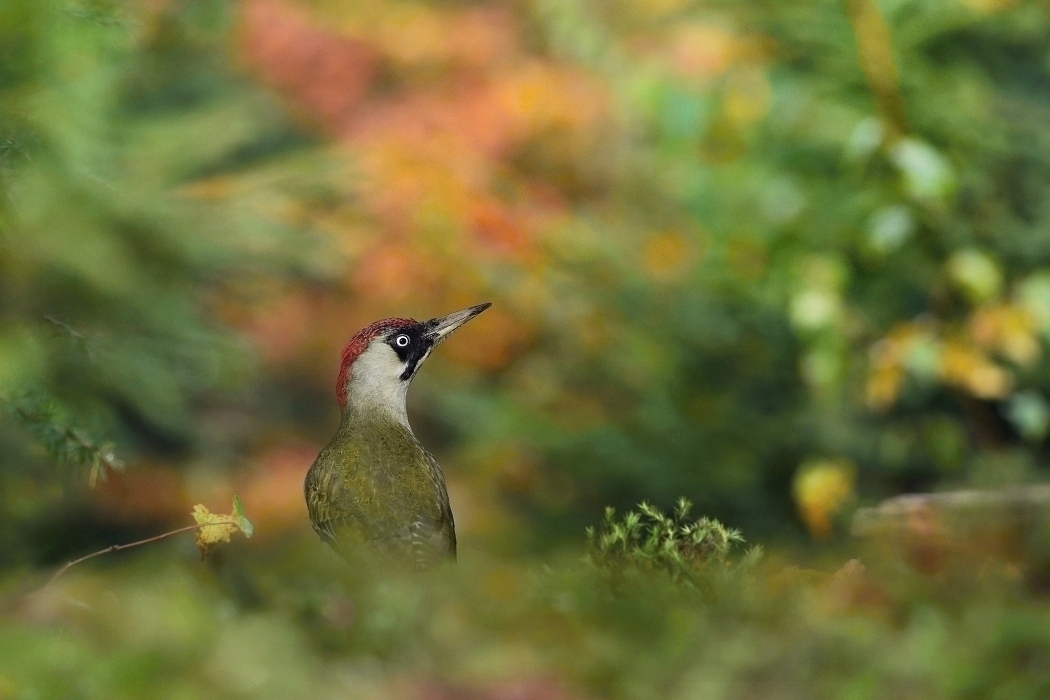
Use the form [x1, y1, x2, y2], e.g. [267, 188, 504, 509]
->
[43, 522, 226, 590]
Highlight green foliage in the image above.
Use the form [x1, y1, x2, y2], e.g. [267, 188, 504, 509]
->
[420, 0, 1050, 538]
[6, 530, 1050, 700]
[0, 0, 326, 487]
[586, 498, 757, 586]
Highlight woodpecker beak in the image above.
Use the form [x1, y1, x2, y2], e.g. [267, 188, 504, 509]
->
[423, 303, 491, 345]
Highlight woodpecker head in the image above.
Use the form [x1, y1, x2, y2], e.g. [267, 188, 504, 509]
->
[336, 303, 491, 417]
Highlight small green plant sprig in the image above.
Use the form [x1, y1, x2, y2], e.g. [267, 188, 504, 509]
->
[586, 498, 760, 588]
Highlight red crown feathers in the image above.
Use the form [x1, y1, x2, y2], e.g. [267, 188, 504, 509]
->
[336, 317, 417, 409]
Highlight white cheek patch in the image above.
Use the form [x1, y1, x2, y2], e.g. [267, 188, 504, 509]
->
[346, 342, 411, 426]
[354, 342, 404, 380]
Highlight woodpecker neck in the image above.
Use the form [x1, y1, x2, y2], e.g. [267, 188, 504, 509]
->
[340, 373, 412, 430]
[339, 340, 416, 431]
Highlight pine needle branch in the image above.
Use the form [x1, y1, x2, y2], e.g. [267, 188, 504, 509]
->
[0, 392, 124, 486]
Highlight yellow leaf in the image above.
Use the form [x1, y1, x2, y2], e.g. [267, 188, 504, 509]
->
[969, 303, 1040, 367]
[793, 459, 856, 539]
[866, 363, 903, 410]
[643, 231, 697, 281]
[940, 340, 1012, 399]
[192, 496, 254, 560]
[865, 323, 928, 409]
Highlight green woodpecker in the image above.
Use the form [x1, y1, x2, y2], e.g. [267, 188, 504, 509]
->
[304, 303, 490, 568]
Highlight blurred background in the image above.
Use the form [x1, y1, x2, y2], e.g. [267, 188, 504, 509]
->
[4, 0, 1050, 697]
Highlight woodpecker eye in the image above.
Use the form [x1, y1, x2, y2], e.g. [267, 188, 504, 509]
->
[394, 334, 410, 348]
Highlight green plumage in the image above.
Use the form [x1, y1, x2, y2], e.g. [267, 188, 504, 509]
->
[304, 409, 456, 568]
